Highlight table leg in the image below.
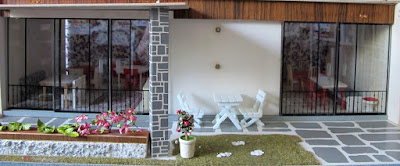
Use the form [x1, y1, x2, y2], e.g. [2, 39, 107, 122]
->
[322, 89, 327, 110]
[213, 113, 228, 129]
[42, 87, 47, 104]
[340, 88, 346, 110]
[64, 88, 68, 109]
[227, 113, 242, 130]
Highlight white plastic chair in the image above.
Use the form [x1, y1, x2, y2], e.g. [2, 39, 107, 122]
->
[239, 90, 266, 128]
[177, 92, 204, 127]
[61, 75, 86, 109]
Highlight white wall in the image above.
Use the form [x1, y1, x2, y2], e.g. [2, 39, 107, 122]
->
[0, 18, 6, 116]
[388, 4, 400, 124]
[169, 19, 282, 115]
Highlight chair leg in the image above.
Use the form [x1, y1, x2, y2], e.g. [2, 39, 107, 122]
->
[244, 118, 258, 128]
[241, 117, 250, 125]
[195, 118, 202, 125]
[256, 120, 265, 127]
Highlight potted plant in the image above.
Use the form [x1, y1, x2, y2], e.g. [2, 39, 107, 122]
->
[177, 110, 196, 158]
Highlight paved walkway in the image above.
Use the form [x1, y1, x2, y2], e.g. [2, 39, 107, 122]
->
[1, 110, 400, 165]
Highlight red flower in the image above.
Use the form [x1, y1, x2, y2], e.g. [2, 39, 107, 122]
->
[184, 121, 189, 126]
[125, 108, 135, 117]
[119, 124, 130, 134]
[177, 110, 181, 114]
[177, 129, 181, 132]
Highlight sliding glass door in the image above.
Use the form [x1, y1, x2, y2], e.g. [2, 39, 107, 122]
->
[7, 18, 149, 114]
[281, 22, 389, 115]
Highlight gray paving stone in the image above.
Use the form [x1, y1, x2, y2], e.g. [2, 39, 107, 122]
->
[305, 140, 340, 146]
[367, 129, 400, 133]
[323, 122, 355, 127]
[262, 122, 288, 128]
[313, 147, 348, 163]
[371, 142, 400, 150]
[386, 151, 400, 161]
[291, 123, 322, 129]
[342, 147, 378, 154]
[328, 128, 364, 133]
[359, 134, 400, 141]
[356, 121, 397, 128]
[349, 155, 374, 162]
[246, 125, 259, 132]
[337, 135, 365, 145]
[0, 117, 23, 123]
[262, 129, 291, 132]
[373, 155, 393, 162]
[193, 128, 215, 132]
[296, 130, 332, 138]
[21, 118, 53, 124]
[46, 119, 70, 127]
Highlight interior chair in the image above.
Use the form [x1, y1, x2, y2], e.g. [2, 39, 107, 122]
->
[304, 78, 327, 110]
[177, 92, 204, 127]
[286, 64, 302, 91]
[238, 89, 266, 128]
[124, 69, 139, 90]
[61, 75, 86, 110]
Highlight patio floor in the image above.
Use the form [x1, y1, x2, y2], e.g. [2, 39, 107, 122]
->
[1, 110, 399, 165]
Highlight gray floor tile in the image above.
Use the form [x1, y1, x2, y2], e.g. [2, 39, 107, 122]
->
[193, 128, 215, 132]
[291, 122, 322, 129]
[373, 155, 393, 162]
[349, 155, 374, 162]
[371, 142, 400, 150]
[328, 128, 364, 133]
[46, 119, 70, 127]
[296, 130, 332, 138]
[359, 134, 400, 141]
[246, 125, 259, 132]
[367, 129, 400, 133]
[22, 117, 54, 124]
[357, 121, 397, 128]
[337, 135, 365, 145]
[262, 129, 291, 132]
[0, 117, 23, 123]
[305, 140, 340, 146]
[220, 123, 243, 132]
[386, 151, 400, 161]
[313, 147, 348, 163]
[323, 122, 355, 127]
[262, 122, 288, 128]
[342, 147, 378, 154]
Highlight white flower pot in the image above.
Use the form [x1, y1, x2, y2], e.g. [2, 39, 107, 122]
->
[179, 136, 196, 158]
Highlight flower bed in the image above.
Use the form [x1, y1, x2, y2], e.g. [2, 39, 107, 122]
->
[0, 108, 150, 158]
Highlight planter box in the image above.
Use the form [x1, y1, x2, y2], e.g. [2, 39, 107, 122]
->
[0, 130, 149, 158]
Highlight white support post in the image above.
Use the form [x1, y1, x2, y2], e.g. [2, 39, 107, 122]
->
[0, 17, 6, 117]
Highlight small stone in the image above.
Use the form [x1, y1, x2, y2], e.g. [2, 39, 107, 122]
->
[232, 141, 245, 146]
[250, 150, 264, 156]
[217, 152, 232, 158]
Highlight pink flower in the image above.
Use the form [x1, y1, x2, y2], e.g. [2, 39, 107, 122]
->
[75, 114, 88, 123]
[80, 129, 90, 136]
[177, 110, 181, 114]
[111, 114, 124, 123]
[92, 129, 100, 134]
[184, 121, 189, 126]
[136, 129, 145, 132]
[119, 124, 130, 134]
[110, 110, 117, 117]
[85, 122, 91, 129]
[130, 115, 137, 121]
[125, 108, 135, 117]
[103, 120, 111, 128]
[101, 111, 109, 117]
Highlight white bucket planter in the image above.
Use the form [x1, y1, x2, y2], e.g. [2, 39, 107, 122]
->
[179, 136, 196, 158]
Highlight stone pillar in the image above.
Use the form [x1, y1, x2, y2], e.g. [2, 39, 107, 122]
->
[149, 7, 169, 158]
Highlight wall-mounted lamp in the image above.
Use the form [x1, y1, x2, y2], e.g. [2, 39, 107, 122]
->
[215, 27, 221, 33]
[215, 64, 221, 69]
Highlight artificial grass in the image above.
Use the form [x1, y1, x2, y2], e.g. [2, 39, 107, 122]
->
[0, 134, 320, 165]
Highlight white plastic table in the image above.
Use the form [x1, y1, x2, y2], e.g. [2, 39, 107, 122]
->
[212, 94, 243, 130]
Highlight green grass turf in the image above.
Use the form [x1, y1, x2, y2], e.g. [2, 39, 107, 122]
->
[0, 134, 320, 165]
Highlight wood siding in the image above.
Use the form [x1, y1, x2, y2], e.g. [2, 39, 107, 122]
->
[1, 0, 395, 24]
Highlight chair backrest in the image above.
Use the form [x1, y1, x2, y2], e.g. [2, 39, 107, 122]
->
[253, 90, 266, 117]
[177, 92, 190, 111]
[73, 75, 86, 89]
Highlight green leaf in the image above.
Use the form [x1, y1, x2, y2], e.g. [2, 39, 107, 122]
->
[117, 124, 121, 128]
[131, 129, 136, 133]
[8, 122, 21, 131]
[91, 120, 96, 125]
[22, 123, 31, 130]
[57, 126, 66, 134]
[65, 127, 74, 134]
[18, 126, 23, 131]
[100, 129, 105, 134]
[37, 119, 44, 128]
[67, 132, 79, 137]
[0, 126, 4, 131]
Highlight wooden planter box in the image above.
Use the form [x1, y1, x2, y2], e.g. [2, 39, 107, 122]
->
[0, 129, 150, 158]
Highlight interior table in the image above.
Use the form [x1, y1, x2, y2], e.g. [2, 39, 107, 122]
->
[212, 94, 243, 130]
[310, 75, 348, 110]
[39, 75, 81, 109]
